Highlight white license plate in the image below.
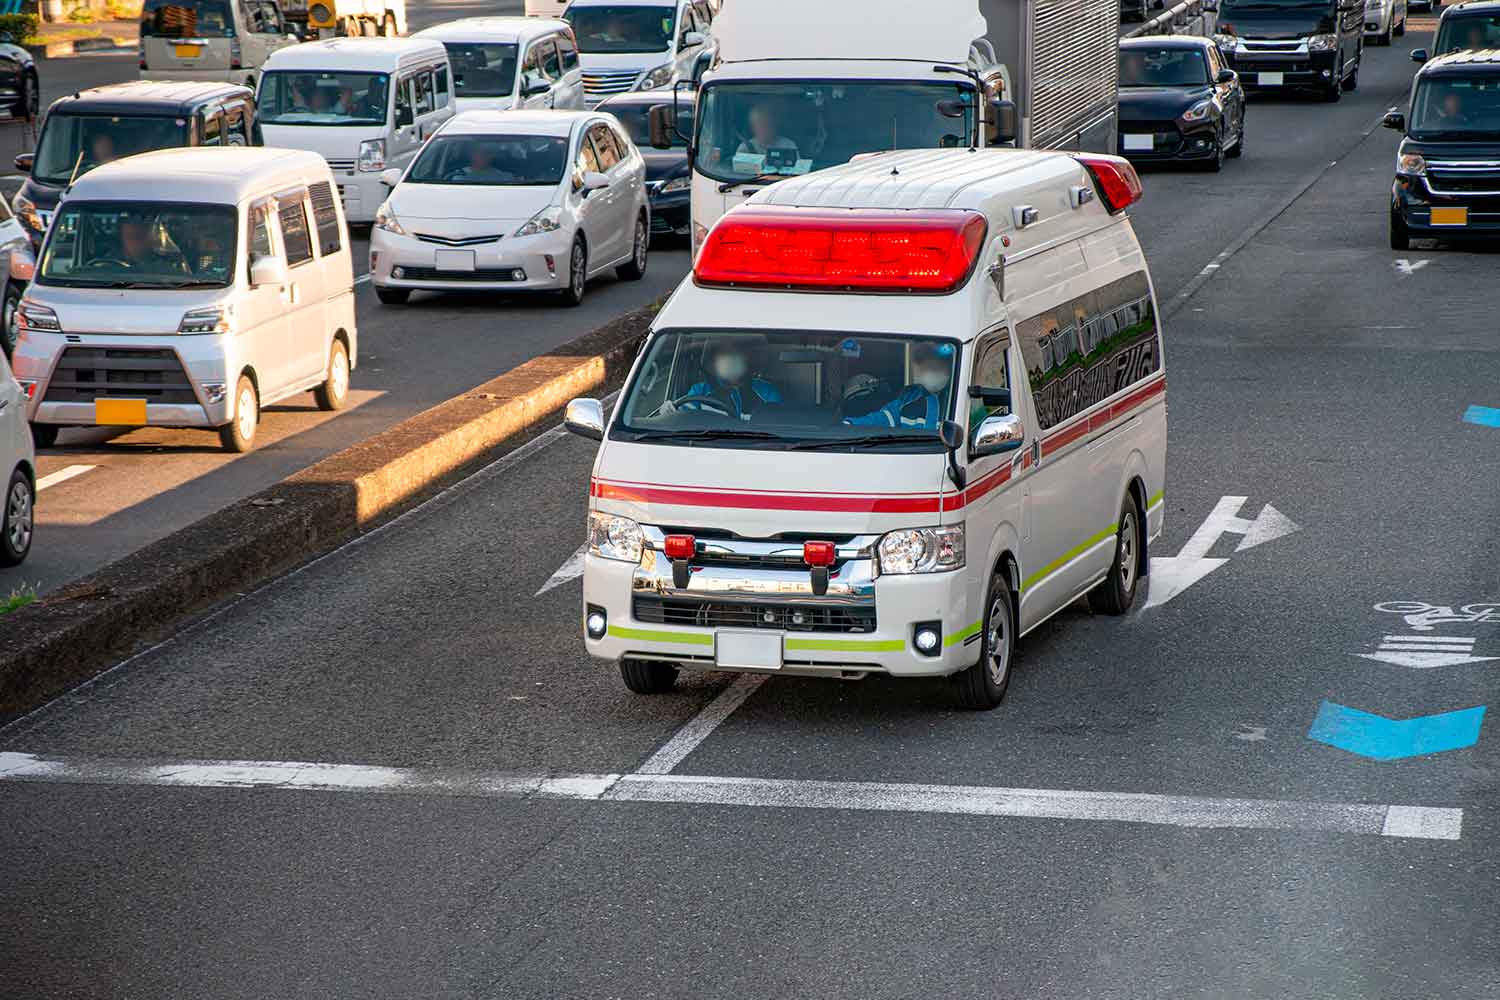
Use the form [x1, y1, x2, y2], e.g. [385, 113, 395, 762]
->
[1123, 134, 1154, 151]
[1258, 72, 1285, 86]
[434, 249, 476, 271]
[715, 630, 783, 670]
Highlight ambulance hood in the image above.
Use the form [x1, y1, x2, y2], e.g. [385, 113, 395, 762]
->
[713, 0, 987, 65]
[591, 441, 958, 538]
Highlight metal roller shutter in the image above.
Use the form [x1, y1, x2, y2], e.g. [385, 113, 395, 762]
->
[1028, 0, 1118, 148]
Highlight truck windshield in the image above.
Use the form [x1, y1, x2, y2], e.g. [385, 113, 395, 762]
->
[1410, 76, 1500, 139]
[694, 81, 977, 184]
[38, 201, 237, 290]
[407, 134, 570, 185]
[614, 329, 961, 450]
[442, 42, 519, 98]
[257, 71, 390, 126]
[568, 5, 676, 54]
[140, 0, 234, 37]
[1434, 15, 1500, 56]
[32, 114, 190, 186]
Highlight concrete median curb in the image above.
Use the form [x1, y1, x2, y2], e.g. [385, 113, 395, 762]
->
[33, 36, 136, 58]
[0, 298, 662, 723]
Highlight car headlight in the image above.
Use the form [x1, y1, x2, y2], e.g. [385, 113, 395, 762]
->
[178, 306, 231, 335]
[588, 511, 643, 563]
[17, 300, 59, 332]
[877, 524, 965, 575]
[1181, 100, 1214, 123]
[658, 175, 690, 194]
[373, 200, 405, 235]
[358, 138, 386, 172]
[1397, 152, 1426, 175]
[1306, 33, 1339, 50]
[1212, 32, 1237, 51]
[636, 63, 674, 91]
[516, 204, 563, 237]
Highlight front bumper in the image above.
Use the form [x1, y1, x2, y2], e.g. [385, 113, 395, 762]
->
[647, 191, 690, 237]
[1118, 120, 1221, 161]
[331, 172, 387, 224]
[1225, 49, 1339, 90]
[1393, 176, 1500, 238]
[369, 224, 576, 292]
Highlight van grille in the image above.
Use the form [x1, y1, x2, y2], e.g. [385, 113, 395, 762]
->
[324, 157, 356, 172]
[414, 232, 504, 246]
[396, 266, 524, 282]
[632, 596, 877, 633]
[42, 346, 197, 405]
[582, 69, 639, 100]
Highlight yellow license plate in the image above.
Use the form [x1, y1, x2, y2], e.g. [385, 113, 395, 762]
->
[1431, 206, 1468, 226]
[95, 398, 147, 425]
[175, 44, 202, 57]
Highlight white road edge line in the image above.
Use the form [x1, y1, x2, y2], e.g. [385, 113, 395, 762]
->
[635, 674, 767, 775]
[0, 751, 1461, 841]
[34, 464, 96, 491]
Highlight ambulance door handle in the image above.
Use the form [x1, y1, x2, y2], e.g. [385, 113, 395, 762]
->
[1030, 440, 1041, 466]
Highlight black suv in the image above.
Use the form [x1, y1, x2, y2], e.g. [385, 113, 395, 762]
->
[1212, 0, 1365, 101]
[12, 81, 257, 249]
[1385, 50, 1500, 248]
[1413, 0, 1500, 64]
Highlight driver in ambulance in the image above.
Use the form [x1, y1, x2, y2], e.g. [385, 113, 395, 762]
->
[844, 342, 953, 430]
[677, 340, 783, 419]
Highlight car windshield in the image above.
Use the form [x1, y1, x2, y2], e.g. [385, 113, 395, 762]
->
[1120, 48, 1210, 87]
[695, 81, 977, 183]
[32, 114, 190, 186]
[567, 5, 675, 54]
[140, 0, 233, 37]
[38, 201, 237, 289]
[443, 41, 518, 98]
[1410, 76, 1500, 138]
[603, 100, 692, 148]
[257, 71, 390, 126]
[1434, 15, 1500, 55]
[407, 134, 570, 185]
[614, 329, 961, 450]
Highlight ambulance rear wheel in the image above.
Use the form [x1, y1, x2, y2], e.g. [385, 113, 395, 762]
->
[1089, 493, 1143, 615]
[620, 657, 678, 694]
[951, 572, 1013, 711]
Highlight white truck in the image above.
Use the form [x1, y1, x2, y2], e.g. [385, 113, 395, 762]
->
[651, 0, 1118, 249]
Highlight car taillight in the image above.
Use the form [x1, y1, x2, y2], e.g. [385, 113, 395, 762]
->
[1075, 154, 1143, 214]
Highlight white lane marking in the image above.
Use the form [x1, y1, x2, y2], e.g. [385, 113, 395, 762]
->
[1358, 632, 1497, 669]
[535, 541, 588, 596]
[635, 674, 767, 775]
[355, 272, 371, 285]
[1147, 496, 1300, 608]
[0, 751, 1461, 841]
[34, 464, 95, 491]
[1393, 258, 1430, 276]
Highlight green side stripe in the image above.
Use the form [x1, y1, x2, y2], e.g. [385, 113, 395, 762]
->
[944, 620, 983, 647]
[1022, 524, 1119, 591]
[1147, 490, 1164, 508]
[785, 637, 906, 653]
[607, 626, 714, 646]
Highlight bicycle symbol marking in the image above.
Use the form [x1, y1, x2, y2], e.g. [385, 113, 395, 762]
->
[1374, 601, 1500, 632]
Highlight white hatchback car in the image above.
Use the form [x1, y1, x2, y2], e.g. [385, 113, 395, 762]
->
[0, 346, 34, 566]
[369, 109, 650, 306]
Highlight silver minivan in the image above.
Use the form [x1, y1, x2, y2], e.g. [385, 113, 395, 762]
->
[139, 0, 299, 88]
[13, 148, 357, 453]
[414, 17, 586, 113]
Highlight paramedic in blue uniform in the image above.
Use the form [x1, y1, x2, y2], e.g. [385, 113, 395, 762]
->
[845, 343, 953, 430]
[682, 340, 782, 418]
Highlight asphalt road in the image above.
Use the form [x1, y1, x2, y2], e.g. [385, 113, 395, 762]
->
[0, 0, 688, 595]
[9, 21, 1500, 1000]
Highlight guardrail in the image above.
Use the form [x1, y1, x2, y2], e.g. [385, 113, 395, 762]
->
[1124, 0, 1217, 39]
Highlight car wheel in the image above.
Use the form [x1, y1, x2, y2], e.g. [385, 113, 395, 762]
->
[13, 71, 36, 119]
[375, 286, 409, 305]
[1377, 24, 1391, 45]
[1, 282, 20, 359]
[1390, 205, 1411, 250]
[0, 466, 33, 567]
[313, 337, 350, 412]
[30, 424, 57, 449]
[561, 236, 588, 307]
[218, 374, 258, 453]
[1088, 493, 1144, 615]
[616, 215, 648, 281]
[1395, 16, 1406, 35]
[1204, 127, 1226, 172]
[1342, 59, 1360, 91]
[619, 657, 678, 694]
[951, 571, 1015, 710]
[1227, 119, 1245, 158]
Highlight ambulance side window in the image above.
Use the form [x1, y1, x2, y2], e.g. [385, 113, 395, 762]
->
[968, 333, 1011, 448]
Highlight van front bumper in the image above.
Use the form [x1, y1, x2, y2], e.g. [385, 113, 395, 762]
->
[1225, 49, 1340, 89]
[369, 224, 577, 293]
[1393, 178, 1500, 238]
[582, 552, 984, 679]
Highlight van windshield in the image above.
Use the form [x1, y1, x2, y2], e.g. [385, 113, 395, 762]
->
[614, 329, 961, 451]
[1410, 75, 1500, 139]
[258, 71, 390, 126]
[442, 42, 519, 98]
[140, 0, 234, 37]
[1434, 15, 1500, 56]
[37, 201, 237, 289]
[32, 114, 190, 186]
[568, 5, 675, 54]
[694, 81, 977, 183]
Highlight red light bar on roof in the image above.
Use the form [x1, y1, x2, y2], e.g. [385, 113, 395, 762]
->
[1075, 154, 1143, 214]
[694, 207, 988, 294]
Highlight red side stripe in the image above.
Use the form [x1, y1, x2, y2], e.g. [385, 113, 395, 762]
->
[592, 479, 946, 513]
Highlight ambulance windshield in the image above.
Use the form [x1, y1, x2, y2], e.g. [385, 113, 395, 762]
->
[614, 329, 964, 450]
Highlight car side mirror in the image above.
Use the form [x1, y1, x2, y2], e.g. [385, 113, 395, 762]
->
[564, 397, 604, 440]
[1411, 48, 1428, 63]
[682, 30, 705, 47]
[648, 103, 676, 149]
[396, 106, 414, 127]
[970, 413, 1025, 458]
[1217, 68, 1236, 84]
[13, 152, 32, 173]
[987, 98, 1018, 145]
[249, 253, 288, 288]
[380, 167, 402, 188]
[581, 170, 610, 193]
[522, 76, 549, 97]
[1382, 109, 1406, 131]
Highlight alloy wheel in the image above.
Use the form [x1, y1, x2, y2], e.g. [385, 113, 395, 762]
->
[7, 478, 31, 554]
[985, 593, 1011, 687]
[236, 385, 257, 442]
[1118, 510, 1138, 593]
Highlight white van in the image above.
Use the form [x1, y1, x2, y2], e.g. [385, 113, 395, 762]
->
[257, 38, 454, 223]
[140, 0, 299, 88]
[565, 0, 712, 106]
[566, 148, 1166, 709]
[13, 148, 357, 454]
[414, 17, 585, 113]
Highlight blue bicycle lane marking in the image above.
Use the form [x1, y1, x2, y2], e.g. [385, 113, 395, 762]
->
[1308, 701, 1487, 762]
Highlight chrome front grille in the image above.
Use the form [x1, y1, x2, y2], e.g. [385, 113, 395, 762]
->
[582, 69, 638, 98]
[1426, 162, 1500, 197]
[42, 346, 197, 405]
[414, 232, 504, 246]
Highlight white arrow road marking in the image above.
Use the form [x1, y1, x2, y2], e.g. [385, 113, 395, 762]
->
[535, 541, 589, 596]
[1234, 503, 1301, 552]
[1393, 258, 1430, 276]
[1145, 496, 1301, 608]
[1358, 635, 1498, 669]
[35, 465, 96, 492]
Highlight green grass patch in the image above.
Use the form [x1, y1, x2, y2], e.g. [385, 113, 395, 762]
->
[0, 584, 36, 616]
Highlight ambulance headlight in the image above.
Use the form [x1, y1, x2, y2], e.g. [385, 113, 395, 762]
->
[588, 511, 644, 564]
[878, 524, 965, 575]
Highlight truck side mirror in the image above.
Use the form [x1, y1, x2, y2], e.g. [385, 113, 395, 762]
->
[1382, 109, 1406, 131]
[396, 105, 414, 127]
[986, 98, 1018, 145]
[648, 104, 675, 149]
[1216, 68, 1236, 84]
[380, 167, 402, 188]
[249, 253, 289, 288]
[1411, 48, 1428, 63]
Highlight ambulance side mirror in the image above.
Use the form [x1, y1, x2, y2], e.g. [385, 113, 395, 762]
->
[971, 413, 1025, 458]
[987, 99, 1018, 145]
[564, 397, 605, 440]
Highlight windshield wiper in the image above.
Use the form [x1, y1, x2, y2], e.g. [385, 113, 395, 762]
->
[717, 173, 787, 193]
[790, 434, 942, 451]
[626, 428, 788, 444]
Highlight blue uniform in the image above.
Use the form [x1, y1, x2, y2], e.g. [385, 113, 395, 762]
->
[683, 377, 782, 418]
[845, 385, 941, 430]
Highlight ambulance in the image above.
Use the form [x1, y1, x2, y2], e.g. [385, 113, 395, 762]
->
[565, 147, 1166, 709]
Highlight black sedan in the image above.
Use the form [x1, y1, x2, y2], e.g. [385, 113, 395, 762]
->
[1117, 36, 1247, 171]
[597, 89, 694, 243]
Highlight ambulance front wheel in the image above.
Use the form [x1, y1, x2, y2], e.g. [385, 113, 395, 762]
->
[951, 572, 1014, 711]
[620, 657, 678, 694]
[1089, 493, 1144, 615]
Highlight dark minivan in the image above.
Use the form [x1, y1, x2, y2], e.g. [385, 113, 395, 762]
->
[1211, 0, 1365, 101]
[1412, 0, 1500, 64]
[11, 81, 257, 249]
[1386, 50, 1500, 248]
